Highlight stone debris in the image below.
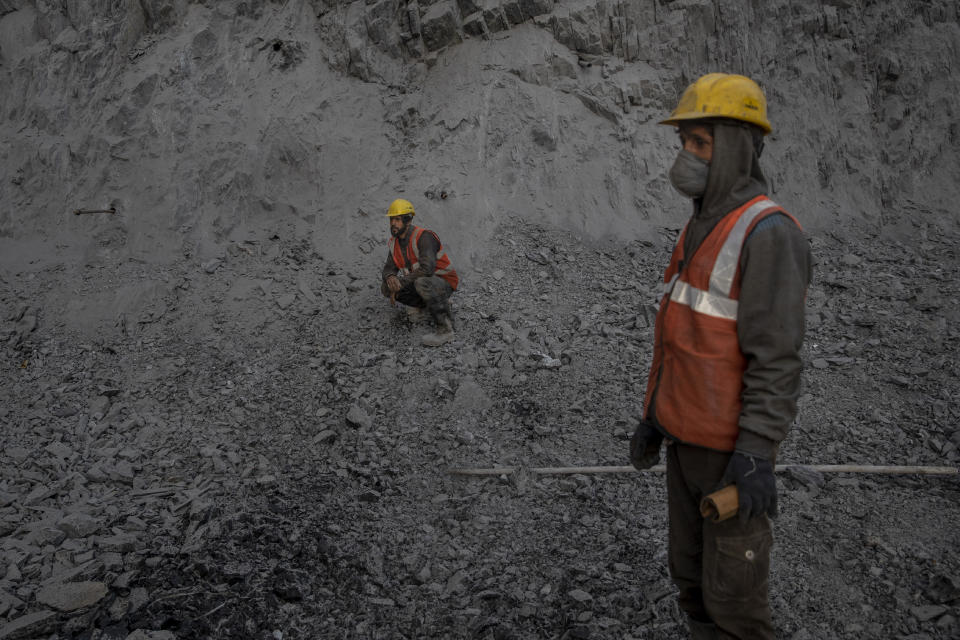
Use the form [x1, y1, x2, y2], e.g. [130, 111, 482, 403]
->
[926, 573, 960, 604]
[35, 581, 107, 612]
[451, 376, 491, 413]
[531, 351, 562, 369]
[911, 605, 948, 622]
[421, 331, 454, 347]
[346, 403, 373, 429]
[124, 631, 176, 640]
[784, 465, 826, 489]
[569, 588, 593, 603]
[57, 512, 102, 539]
[276, 293, 297, 310]
[0, 610, 58, 640]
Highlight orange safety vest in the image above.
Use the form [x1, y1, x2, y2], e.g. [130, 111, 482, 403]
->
[388, 226, 459, 290]
[644, 195, 801, 451]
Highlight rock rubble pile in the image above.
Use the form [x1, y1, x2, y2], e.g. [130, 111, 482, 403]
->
[1, 218, 958, 638]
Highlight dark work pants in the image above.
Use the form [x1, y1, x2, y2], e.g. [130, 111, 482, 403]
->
[381, 276, 453, 320]
[666, 442, 775, 640]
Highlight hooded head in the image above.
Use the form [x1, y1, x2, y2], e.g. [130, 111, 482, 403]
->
[696, 120, 768, 220]
[663, 73, 772, 218]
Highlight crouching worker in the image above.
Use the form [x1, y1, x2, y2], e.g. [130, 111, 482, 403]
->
[381, 198, 459, 346]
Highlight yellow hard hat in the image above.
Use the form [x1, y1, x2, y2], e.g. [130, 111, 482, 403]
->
[661, 73, 772, 135]
[386, 198, 415, 217]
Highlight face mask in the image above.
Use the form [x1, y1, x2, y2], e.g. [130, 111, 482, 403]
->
[669, 150, 710, 198]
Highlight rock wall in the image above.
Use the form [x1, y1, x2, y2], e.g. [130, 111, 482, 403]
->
[0, 0, 958, 277]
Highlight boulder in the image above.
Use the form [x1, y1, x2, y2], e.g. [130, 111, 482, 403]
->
[462, 11, 487, 37]
[364, 0, 402, 56]
[502, 0, 553, 25]
[481, 0, 508, 32]
[420, 0, 462, 52]
[549, 8, 604, 55]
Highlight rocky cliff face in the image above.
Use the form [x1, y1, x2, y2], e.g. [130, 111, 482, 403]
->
[0, 0, 958, 342]
[2, 1, 958, 266]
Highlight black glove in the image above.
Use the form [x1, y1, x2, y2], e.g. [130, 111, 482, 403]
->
[720, 452, 777, 525]
[629, 419, 663, 470]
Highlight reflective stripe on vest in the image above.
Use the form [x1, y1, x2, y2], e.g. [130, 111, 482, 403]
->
[666, 198, 781, 320]
[401, 227, 427, 272]
[669, 280, 739, 320]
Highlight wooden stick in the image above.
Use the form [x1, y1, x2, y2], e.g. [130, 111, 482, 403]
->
[701, 485, 739, 522]
[448, 464, 958, 477]
[778, 464, 958, 475]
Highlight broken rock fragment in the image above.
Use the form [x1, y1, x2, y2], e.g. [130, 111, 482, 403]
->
[23, 484, 54, 506]
[94, 533, 139, 553]
[276, 293, 296, 310]
[420, 1, 463, 51]
[421, 331, 454, 347]
[44, 441, 74, 458]
[346, 404, 372, 429]
[125, 631, 177, 640]
[0, 610, 58, 639]
[568, 588, 593, 603]
[784, 465, 826, 489]
[36, 581, 107, 612]
[57, 513, 101, 539]
[911, 604, 948, 622]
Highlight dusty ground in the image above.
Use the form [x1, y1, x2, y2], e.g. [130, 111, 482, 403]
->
[1, 215, 958, 639]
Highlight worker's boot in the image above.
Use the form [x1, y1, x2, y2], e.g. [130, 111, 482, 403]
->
[437, 308, 454, 334]
[421, 328, 453, 346]
[405, 305, 425, 323]
[421, 310, 454, 347]
[435, 296, 455, 331]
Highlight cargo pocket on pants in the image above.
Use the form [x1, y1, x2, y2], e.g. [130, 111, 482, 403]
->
[706, 530, 772, 602]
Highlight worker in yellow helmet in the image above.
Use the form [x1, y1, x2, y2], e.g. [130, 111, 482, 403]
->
[629, 74, 811, 639]
[381, 198, 459, 346]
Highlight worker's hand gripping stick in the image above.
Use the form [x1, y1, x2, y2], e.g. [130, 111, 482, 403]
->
[700, 485, 739, 522]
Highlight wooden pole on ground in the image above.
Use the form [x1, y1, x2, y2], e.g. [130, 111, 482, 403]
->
[448, 464, 958, 477]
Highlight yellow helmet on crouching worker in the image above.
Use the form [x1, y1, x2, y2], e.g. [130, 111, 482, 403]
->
[386, 198, 415, 217]
[660, 73, 773, 135]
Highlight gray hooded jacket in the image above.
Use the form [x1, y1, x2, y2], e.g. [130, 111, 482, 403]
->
[678, 123, 812, 460]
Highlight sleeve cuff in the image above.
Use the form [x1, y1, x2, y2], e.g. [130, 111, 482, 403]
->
[734, 429, 779, 461]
